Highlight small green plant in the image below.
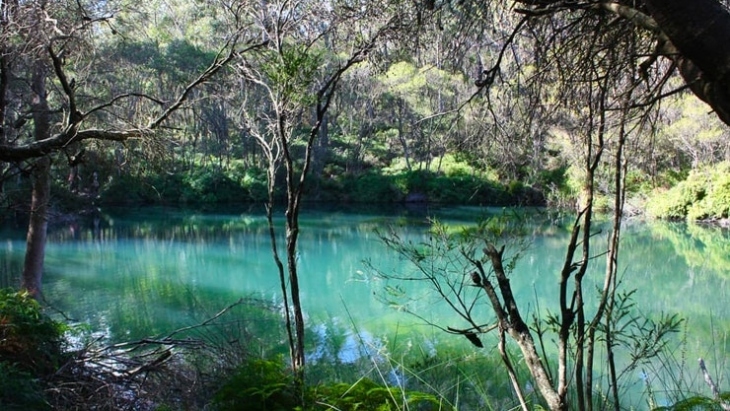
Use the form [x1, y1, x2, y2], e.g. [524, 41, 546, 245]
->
[310, 378, 441, 410]
[214, 355, 445, 411]
[653, 394, 730, 410]
[214, 357, 298, 411]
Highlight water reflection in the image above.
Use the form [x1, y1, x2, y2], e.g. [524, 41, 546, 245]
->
[0, 207, 728, 408]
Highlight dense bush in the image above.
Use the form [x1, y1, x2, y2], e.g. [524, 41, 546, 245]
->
[0, 289, 66, 373]
[647, 162, 730, 220]
[339, 171, 403, 203]
[97, 164, 274, 206]
[0, 362, 48, 410]
[99, 173, 166, 205]
[0, 289, 66, 410]
[59, 153, 548, 207]
[334, 168, 539, 205]
[182, 168, 243, 204]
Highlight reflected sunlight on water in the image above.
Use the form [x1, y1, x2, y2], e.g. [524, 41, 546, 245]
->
[1, 206, 729, 408]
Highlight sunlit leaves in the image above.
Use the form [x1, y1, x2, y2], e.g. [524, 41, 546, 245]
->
[377, 61, 460, 118]
[260, 44, 325, 107]
[647, 162, 730, 220]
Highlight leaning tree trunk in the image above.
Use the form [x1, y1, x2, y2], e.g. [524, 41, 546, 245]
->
[644, 0, 730, 126]
[21, 65, 52, 298]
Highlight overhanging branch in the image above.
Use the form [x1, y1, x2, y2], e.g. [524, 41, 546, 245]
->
[0, 36, 266, 163]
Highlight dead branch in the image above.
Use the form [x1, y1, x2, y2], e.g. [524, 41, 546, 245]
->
[45, 298, 253, 410]
[699, 358, 730, 411]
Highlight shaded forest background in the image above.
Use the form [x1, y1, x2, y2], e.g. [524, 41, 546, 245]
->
[2, 0, 729, 217]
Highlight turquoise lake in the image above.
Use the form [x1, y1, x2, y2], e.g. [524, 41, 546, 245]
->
[1, 205, 728, 408]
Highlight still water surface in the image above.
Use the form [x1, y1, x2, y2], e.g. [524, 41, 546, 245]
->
[1, 205, 728, 405]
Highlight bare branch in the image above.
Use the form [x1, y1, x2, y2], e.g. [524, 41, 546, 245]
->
[0, 37, 265, 162]
[147, 37, 266, 130]
[699, 358, 730, 411]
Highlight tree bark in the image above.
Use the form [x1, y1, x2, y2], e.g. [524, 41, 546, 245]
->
[21, 157, 50, 298]
[483, 245, 565, 410]
[21, 65, 52, 298]
[643, 0, 730, 125]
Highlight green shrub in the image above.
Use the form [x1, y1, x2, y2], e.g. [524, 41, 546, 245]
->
[647, 177, 705, 220]
[0, 362, 48, 410]
[182, 169, 243, 204]
[428, 174, 477, 203]
[97, 161, 274, 205]
[653, 394, 730, 410]
[214, 356, 444, 411]
[0, 289, 66, 374]
[393, 170, 430, 197]
[535, 165, 568, 190]
[214, 357, 298, 411]
[239, 168, 269, 202]
[688, 173, 730, 220]
[99, 174, 163, 204]
[0, 289, 65, 410]
[341, 172, 403, 203]
[310, 378, 441, 410]
[647, 162, 730, 220]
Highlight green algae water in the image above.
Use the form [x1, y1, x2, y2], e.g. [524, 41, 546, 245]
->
[1, 206, 728, 407]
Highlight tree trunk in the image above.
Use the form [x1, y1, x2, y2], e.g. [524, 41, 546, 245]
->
[21, 157, 50, 297]
[645, 0, 730, 125]
[285, 220, 306, 371]
[313, 111, 329, 180]
[0, 5, 10, 199]
[22, 65, 52, 298]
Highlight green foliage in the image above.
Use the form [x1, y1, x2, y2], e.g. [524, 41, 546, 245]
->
[335, 166, 531, 205]
[437, 154, 483, 177]
[647, 162, 730, 220]
[535, 165, 568, 191]
[340, 171, 403, 203]
[214, 356, 443, 411]
[310, 378, 441, 410]
[242, 172, 270, 202]
[261, 44, 324, 107]
[97, 161, 272, 206]
[214, 357, 298, 411]
[0, 289, 66, 375]
[162, 39, 218, 79]
[99, 173, 166, 205]
[378, 62, 460, 117]
[656, 92, 730, 167]
[653, 394, 730, 410]
[0, 362, 48, 410]
[181, 168, 243, 204]
[92, 159, 536, 206]
[0, 289, 65, 410]
[623, 169, 649, 195]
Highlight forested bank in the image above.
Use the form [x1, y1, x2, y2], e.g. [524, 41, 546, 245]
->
[3, 0, 730, 410]
[1, 1, 729, 218]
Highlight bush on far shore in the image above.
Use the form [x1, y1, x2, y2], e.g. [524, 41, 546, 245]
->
[647, 162, 730, 221]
